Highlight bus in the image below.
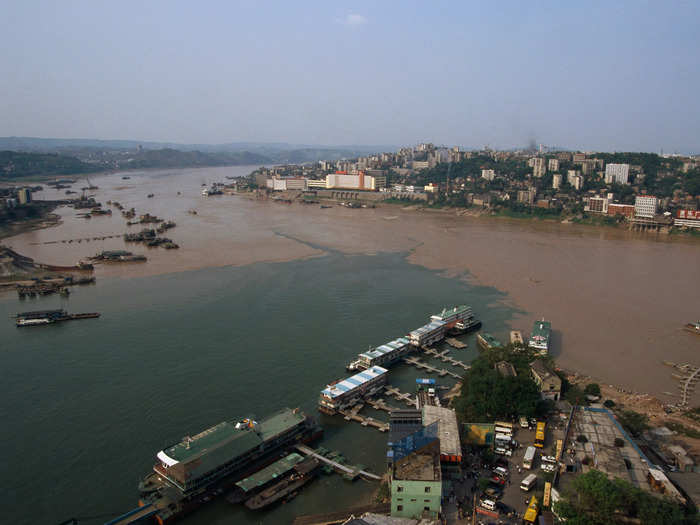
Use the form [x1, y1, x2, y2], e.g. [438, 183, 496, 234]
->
[534, 421, 546, 448]
[523, 445, 536, 469]
[543, 481, 552, 508]
[520, 473, 537, 491]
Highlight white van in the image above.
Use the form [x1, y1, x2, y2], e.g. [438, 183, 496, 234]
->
[494, 447, 512, 457]
[479, 498, 496, 511]
[520, 473, 537, 491]
[493, 466, 509, 479]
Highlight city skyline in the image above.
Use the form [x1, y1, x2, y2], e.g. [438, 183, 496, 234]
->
[2, 1, 699, 153]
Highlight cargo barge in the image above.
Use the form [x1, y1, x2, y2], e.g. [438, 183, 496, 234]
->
[138, 408, 322, 524]
[477, 332, 503, 351]
[15, 309, 100, 327]
[243, 455, 320, 510]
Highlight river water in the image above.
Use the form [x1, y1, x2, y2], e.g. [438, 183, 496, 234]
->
[1, 167, 698, 524]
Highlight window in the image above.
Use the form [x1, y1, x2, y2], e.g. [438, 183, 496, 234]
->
[424, 506, 430, 511]
[424, 499, 430, 502]
[397, 505, 403, 511]
[424, 486, 431, 493]
[410, 498, 416, 502]
[397, 498, 403, 502]
[397, 486, 403, 492]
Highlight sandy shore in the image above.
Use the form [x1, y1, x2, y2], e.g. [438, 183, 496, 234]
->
[3, 167, 699, 407]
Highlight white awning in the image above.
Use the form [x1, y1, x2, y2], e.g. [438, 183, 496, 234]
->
[157, 450, 179, 467]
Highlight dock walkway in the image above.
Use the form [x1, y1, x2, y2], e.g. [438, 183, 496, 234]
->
[338, 404, 389, 432]
[445, 337, 467, 349]
[103, 503, 158, 525]
[294, 444, 381, 481]
[421, 346, 470, 370]
[404, 356, 462, 379]
[384, 385, 417, 406]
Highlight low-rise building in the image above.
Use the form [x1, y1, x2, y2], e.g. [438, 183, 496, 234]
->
[607, 203, 635, 217]
[675, 209, 700, 229]
[390, 425, 442, 519]
[530, 360, 561, 401]
[481, 169, 496, 181]
[495, 361, 517, 378]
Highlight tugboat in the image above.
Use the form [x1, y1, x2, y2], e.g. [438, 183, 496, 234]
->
[684, 321, 700, 336]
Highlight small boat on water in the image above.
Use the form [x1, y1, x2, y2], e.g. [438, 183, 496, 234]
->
[684, 321, 700, 336]
[15, 309, 100, 327]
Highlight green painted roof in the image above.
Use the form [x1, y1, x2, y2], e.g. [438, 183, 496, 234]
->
[530, 320, 551, 339]
[258, 409, 306, 441]
[479, 333, 503, 348]
[164, 421, 261, 463]
[235, 453, 304, 492]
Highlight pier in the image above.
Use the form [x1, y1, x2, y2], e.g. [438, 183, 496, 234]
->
[665, 361, 700, 407]
[404, 356, 463, 379]
[420, 346, 470, 370]
[364, 397, 397, 413]
[103, 503, 158, 525]
[294, 444, 381, 481]
[384, 385, 418, 406]
[337, 404, 389, 432]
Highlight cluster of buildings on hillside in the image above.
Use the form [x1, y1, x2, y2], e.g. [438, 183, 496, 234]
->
[248, 143, 700, 230]
[0, 186, 34, 208]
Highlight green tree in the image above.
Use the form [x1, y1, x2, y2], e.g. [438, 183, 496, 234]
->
[584, 383, 601, 396]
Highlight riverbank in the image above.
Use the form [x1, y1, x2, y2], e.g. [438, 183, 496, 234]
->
[3, 167, 699, 407]
[0, 207, 61, 241]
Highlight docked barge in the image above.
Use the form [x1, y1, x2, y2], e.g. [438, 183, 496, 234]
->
[15, 309, 100, 327]
[138, 408, 322, 524]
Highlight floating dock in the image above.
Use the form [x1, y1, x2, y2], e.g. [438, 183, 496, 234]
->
[420, 346, 470, 370]
[383, 385, 418, 406]
[337, 403, 389, 432]
[404, 356, 463, 379]
[445, 337, 467, 349]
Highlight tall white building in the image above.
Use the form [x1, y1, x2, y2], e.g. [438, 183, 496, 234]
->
[548, 158, 559, 172]
[605, 163, 630, 185]
[531, 157, 546, 178]
[552, 173, 562, 189]
[634, 195, 658, 218]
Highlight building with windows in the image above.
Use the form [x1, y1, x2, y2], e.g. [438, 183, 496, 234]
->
[357, 337, 412, 369]
[605, 163, 630, 185]
[531, 157, 546, 178]
[409, 320, 446, 347]
[481, 169, 496, 181]
[586, 195, 610, 213]
[608, 203, 635, 217]
[17, 188, 32, 204]
[634, 195, 658, 218]
[552, 173, 562, 189]
[675, 209, 700, 229]
[318, 366, 388, 414]
[548, 158, 559, 172]
[530, 360, 562, 401]
[390, 424, 442, 519]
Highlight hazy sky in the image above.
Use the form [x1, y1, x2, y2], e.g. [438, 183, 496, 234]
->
[1, 1, 699, 152]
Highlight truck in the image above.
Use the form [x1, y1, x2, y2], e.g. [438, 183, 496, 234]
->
[523, 445, 536, 470]
[534, 421, 546, 448]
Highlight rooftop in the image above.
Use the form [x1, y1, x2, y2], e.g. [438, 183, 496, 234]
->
[322, 366, 388, 399]
[410, 321, 446, 337]
[360, 338, 410, 360]
[393, 445, 441, 482]
[495, 361, 517, 378]
[430, 305, 472, 320]
[422, 405, 461, 459]
[235, 453, 304, 492]
[159, 408, 303, 465]
[529, 319, 551, 344]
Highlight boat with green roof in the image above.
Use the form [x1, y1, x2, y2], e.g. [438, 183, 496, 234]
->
[138, 407, 322, 524]
[477, 332, 504, 351]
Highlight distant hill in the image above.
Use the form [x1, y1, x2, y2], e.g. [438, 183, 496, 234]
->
[0, 137, 389, 162]
[0, 150, 101, 178]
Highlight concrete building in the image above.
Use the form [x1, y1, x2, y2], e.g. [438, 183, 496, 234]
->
[552, 173, 562, 189]
[675, 209, 700, 229]
[608, 203, 635, 217]
[634, 195, 658, 218]
[390, 424, 442, 520]
[548, 158, 559, 172]
[573, 153, 587, 164]
[481, 169, 496, 181]
[531, 157, 546, 178]
[605, 163, 630, 185]
[517, 187, 537, 205]
[586, 195, 610, 213]
[530, 360, 562, 401]
[17, 188, 32, 204]
[567, 170, 583, 190]
[495, 361, 517, 378]
[326, 172, 378, 191]
[412, 160, 430, 171]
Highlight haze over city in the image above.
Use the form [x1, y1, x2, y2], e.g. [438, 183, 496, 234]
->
[2, 1, 699, 152]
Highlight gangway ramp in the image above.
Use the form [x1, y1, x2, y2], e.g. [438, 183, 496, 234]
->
[103, 503, 158, 525]
[294, 444, 381, 481]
